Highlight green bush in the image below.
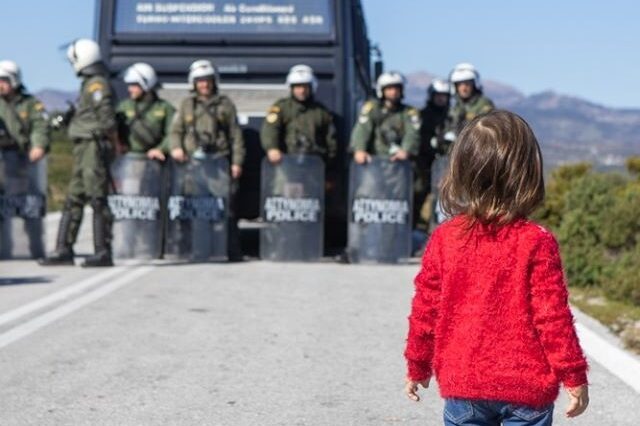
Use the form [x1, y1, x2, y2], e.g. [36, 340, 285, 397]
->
[600, 182, 640, 250]
[537, 163, 640, 305]
[605, 247, 640, 305]
[556, 173, 625, 287]
[47, 130, 74, 211]
[533, 162, 591, 228]
[627, 156, 640, 177]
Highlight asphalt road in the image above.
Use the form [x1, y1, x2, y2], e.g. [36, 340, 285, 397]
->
[0, 217, 639, 425]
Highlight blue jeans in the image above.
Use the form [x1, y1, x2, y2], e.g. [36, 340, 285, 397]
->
[443, 399, 554, 426]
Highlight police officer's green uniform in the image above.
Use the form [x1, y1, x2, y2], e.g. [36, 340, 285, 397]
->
[0, 90, 49, 153]
[0, 89, 50, 258]
[170, 93, 244, 164]
[170, 92, 245, 260]
[41, 67, 117, 266]
[349, 99, 421, 157]
[116, 92, 175, 154]
[447, 92, 494, 135]
[260, 97, 337, 161]
[414, 100, 449, 230]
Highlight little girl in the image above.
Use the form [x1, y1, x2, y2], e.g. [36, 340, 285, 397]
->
[403, 110, 589, 425]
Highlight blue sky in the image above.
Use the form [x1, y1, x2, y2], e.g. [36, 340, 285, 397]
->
[1, 0, 638, 108]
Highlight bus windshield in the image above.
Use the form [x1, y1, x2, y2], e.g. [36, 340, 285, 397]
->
[113, 0, 334, 38]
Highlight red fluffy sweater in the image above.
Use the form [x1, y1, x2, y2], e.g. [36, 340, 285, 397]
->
[405, 216, 588, 407]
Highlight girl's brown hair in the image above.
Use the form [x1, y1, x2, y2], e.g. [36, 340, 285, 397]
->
[440, 110, 544, 225]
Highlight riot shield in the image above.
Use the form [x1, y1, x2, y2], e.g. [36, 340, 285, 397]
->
[108, 153, 163, 259]
[164, 155, 229, 261]
[347, 157, 412, 264]
[0, 150, 47, 259]
[260, 155, 324, 262]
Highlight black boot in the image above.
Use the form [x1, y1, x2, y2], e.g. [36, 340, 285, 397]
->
[82, 199, 113, 267]
[38, 209, 75, 266]
[81, 250, 113, 267]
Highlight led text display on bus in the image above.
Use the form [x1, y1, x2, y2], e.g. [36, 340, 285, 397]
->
[113, 0, 333, 36]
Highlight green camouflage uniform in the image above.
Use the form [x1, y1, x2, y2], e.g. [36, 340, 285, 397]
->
[0, 90, 51, 258]
[63, 73, 117, 253]
[349, 99, 421, 157]
[260, 96, 336, 161]
[169, 93, 245, 165]
[116, 92, 175, 154]
[447, 92, 494, 135]
[0, 90, 50, 152]
[169, 92, 245, 259]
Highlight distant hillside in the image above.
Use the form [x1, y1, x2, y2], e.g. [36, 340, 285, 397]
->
[405, 71, 640, 169]
[34, 89, 76, 113]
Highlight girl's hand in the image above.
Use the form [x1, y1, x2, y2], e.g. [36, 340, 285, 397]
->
[404, 377, 430, 402]
[565, 384, 589, 417]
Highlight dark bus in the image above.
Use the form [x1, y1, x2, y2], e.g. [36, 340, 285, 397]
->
[95, 0, 380, 251]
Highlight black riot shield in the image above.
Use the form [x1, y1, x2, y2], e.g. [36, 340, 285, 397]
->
[347, 157, 413, 264]
[260, 155, 324, 262]
[0, 150, 47, 259]
[108, 153, 163, 259]
[164, 155, 229, 262]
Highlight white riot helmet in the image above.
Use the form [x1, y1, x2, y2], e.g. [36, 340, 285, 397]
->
[428, 78, 450, 97]
[449, 62, 482, 90]
[0, 60, 22, 88]
[188, 59, 218, 87]
[66, 39, 102, 74]
[285, 64, 318, 94]
[376, 71, 405, 99]
[123, 62, 158, 92]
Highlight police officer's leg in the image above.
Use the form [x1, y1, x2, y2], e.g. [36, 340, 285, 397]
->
[81, 140, 113, 267]
[39, 143, 86, 265]
[227, 178, 242, 262]
[83, 197, 113, 267]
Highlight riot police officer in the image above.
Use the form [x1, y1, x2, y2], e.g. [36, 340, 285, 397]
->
[116, 63, 175, 159]
[0, 60, 50, 258]
[447, 62, 494, 137]
[415, 79, 450, 231]
[40, 39, 119, 267]
[169, 60, 245, 261]
[260, 64, 336, 164]
[0, 61, 49, 162]
[349, 71, 420, 164]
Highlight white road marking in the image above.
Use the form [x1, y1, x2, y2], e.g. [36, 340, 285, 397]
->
[576, 322, 640, 393]
[0, 266, 127, 328]
[0, 266, 154, 349]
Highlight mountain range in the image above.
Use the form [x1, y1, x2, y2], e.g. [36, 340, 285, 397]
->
[405, 72, 640, 170]
[35, 74, 640, 170]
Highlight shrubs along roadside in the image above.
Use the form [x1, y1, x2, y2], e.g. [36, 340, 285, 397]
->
[533, 157, 640, 351]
